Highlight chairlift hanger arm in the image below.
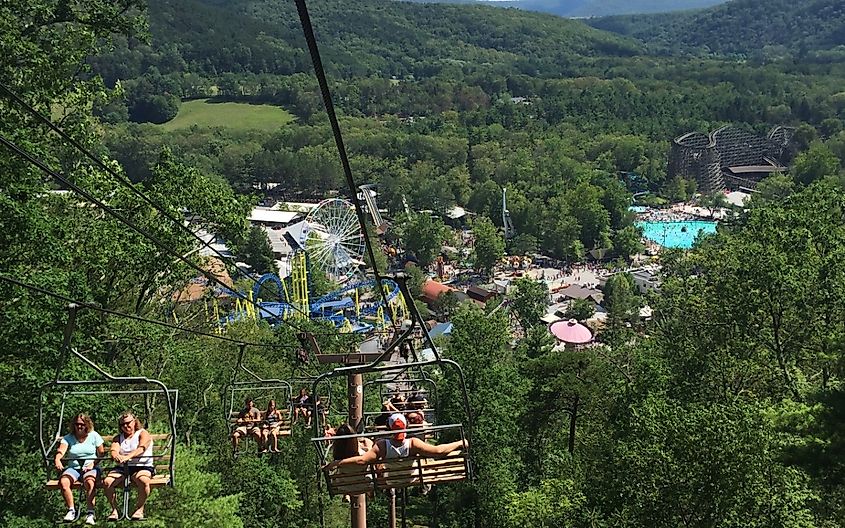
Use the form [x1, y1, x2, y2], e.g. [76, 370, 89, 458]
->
[228, 344, 294, 391]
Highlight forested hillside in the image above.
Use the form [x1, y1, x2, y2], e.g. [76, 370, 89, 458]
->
[91, 0, 639, 85]
[589, 0, 845, 59]
[4, 0, 845, 526]
[403, 0, 727, 18]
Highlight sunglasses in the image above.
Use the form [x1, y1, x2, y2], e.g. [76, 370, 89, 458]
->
[74, 423, 86, 427]
[120, 421, 134, 427]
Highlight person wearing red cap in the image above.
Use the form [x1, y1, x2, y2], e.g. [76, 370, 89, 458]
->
[325, 413, 466, 470]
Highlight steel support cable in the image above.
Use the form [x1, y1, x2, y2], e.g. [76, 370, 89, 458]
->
[0, 81, 315, 320]
[0, 273, 291, 349]
[0, 133, 354, 343]
[292, 0, 394, 322]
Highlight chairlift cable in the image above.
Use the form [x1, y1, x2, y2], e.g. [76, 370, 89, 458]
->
[0, 133, 350, 339]
[0, 82, 315, 321]
[292, 0, 394, 322]
[0, 273, 314, 349]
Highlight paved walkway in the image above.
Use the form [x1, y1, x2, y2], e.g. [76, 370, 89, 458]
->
[523, 266, 603, 291]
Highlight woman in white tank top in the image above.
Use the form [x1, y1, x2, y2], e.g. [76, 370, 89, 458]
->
[102, 412, 156, 521]
[119, 428, 154, 466]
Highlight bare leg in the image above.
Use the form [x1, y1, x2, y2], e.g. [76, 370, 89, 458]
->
[272, 431, 279, 451]
[59, 474, 75, 510]
[251, 429, 263, 452]
[103, 474, 121, 518]
[132, 473, 152, 518]
[83, 475, 97, 511]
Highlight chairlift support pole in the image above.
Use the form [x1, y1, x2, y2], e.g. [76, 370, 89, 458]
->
[348, 371, 366, 528]
[388, 488, 397, 528]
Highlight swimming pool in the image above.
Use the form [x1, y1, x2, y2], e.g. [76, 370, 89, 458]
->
[637, 221, 717, 249]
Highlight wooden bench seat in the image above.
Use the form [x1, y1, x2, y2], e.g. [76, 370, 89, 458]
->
[324, 451, 468, 496]
[46, 474, 170, 490]
[228, 410, 292, 436]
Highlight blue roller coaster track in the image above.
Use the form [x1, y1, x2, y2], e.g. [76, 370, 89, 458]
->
[229, 274, 400, 332]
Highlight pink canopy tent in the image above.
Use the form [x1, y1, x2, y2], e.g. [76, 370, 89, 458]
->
[549, 319, 592, 345]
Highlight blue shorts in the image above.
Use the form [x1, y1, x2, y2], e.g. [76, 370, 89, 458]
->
[62, 466, 100, 482]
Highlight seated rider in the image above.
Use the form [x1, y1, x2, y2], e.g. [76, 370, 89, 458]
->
[325, 413, 466, 471]
[231, 397, 262, 454]
[405, 411, 430, 440]
[387, 392, 406, 411]
[312, 394, 327, 426]
[53, 413, 104, 525]
[329, 424, 375, 499]
[292, 388, 312, 425]
[373, 399, 394, 428]
[103, 412, 155, 521]
[261, 399, 285, 453]
[407, 411, 428, 426]
[331, 423, 374, 461]
[407, 391, 427, 410]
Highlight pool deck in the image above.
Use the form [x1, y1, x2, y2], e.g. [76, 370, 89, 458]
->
[636, 203, 727, 222]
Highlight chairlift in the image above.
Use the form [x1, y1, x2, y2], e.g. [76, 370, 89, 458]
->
[309, 275, 473, 494]
[315, 426, 469, 497]
[286, 375, 337, 430]
[224, 344, 294, 453]
[39, 305, 177, 521]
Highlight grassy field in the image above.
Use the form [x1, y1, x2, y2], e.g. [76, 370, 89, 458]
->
[158, 99, 295, 131]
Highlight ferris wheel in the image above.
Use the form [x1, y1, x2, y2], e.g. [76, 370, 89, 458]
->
[303, 198, 365, 281]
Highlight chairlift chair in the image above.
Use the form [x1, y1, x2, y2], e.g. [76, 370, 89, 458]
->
[308, 275, 473, 494]
[287, 375, 338, 430]
[313, 425, 469, 497]
[224, 345, 294, 452]
[39, 305, 178, 521]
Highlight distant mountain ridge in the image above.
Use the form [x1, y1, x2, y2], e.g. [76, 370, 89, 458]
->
[588, 0, 845, 58]
[110, 0, 641, 82]
[400, 0, 728, 18]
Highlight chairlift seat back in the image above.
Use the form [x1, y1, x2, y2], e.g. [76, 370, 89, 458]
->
[324, 450, 468, 496]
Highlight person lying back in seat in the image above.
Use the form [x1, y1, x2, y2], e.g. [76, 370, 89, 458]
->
[324, 414, 466, 470]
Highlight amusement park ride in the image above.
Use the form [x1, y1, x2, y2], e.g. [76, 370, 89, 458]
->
[221, 197, 408, 334]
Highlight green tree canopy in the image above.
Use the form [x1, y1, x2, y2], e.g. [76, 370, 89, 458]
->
[473, 215, 505, 275]
[399, 212, 446, 268]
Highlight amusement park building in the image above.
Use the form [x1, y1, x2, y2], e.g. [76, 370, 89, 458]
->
[668, 125, 794, 193]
